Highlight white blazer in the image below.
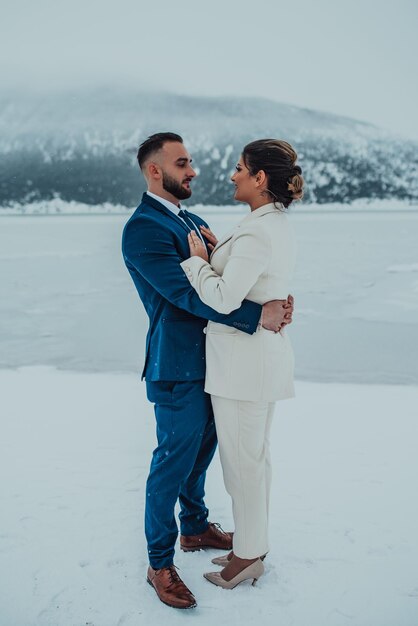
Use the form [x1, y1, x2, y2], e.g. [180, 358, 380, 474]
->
[180, 202, 296, 402]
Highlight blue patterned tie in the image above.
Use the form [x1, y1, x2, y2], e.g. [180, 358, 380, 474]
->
[178, 209, 206, 244]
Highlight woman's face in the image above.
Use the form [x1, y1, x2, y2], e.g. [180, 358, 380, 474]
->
[230, 156, 258, 204]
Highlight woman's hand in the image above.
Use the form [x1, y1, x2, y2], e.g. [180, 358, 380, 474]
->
[188, 231, 209, 261]
[200, 225, 218, 251]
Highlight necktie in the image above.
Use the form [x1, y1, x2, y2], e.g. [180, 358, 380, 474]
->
[178, 209, 206, 244]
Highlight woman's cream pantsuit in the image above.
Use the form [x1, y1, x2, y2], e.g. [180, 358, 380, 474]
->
[180, 203, 296, 558]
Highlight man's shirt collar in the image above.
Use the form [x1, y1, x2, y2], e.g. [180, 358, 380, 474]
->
[146, 191, 181, 215]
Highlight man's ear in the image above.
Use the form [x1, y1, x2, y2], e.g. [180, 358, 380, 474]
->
[147, 162, 162, 181]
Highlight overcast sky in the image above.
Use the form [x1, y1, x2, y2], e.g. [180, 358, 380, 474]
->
[1, 0, 417, 138]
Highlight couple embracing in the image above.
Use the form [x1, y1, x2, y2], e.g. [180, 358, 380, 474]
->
[122, 132, 303, 609]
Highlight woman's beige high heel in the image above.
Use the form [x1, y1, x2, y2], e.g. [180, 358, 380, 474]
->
[211, 551, 267, 566]
[211, 550, 233, 566]
[204, 558, 264, 589]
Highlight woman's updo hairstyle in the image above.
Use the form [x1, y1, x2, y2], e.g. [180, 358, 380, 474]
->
[242, 139, 304, 208]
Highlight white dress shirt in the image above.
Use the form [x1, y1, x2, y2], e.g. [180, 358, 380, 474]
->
[146, 191, 181, 214]
[146, 191, 205, 243]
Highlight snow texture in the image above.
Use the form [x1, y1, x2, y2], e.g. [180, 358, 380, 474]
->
[1, 367, 418, 626]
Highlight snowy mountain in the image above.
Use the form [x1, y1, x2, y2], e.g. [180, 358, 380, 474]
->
[1, 89, 417, 206]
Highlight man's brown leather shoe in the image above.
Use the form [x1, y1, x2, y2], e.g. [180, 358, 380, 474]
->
[146, 565, 197, 609]
[180, 522, 233, 552]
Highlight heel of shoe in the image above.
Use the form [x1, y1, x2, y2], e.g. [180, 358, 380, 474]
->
[204, 558, 264, 589]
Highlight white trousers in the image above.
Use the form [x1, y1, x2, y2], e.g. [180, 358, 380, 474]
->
[211, 396, 276, 559]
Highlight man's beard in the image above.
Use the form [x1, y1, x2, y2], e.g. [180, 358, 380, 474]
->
[162, 172, 192, 200]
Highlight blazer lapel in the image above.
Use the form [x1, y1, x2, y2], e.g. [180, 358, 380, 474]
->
[142, 193, 211, 255]
[209, 204, 283, 260]
[142, 192, 190, 236]
[210, 229, 234, 260]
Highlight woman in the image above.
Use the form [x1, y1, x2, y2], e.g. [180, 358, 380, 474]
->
[180, 139, 303, 589]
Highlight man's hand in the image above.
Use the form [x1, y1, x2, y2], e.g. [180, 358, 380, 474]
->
[188, 231, 209, 262]
[262, 295, 294, 333]
[281, 294, 294, 331]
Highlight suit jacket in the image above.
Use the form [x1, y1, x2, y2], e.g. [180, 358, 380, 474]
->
[180, 203, 296, 401]
[121, 192, 262, 381]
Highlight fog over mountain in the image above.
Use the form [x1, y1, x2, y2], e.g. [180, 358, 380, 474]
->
[1, 89, 417, 207]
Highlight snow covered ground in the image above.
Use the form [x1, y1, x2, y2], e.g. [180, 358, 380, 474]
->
[1, 367, 418, 626]
[1, 207, 417, 625]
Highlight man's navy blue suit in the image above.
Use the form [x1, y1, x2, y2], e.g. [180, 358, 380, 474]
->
[122, 192, 261, 568]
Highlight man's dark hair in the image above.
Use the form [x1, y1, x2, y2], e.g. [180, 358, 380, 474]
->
[137, 132, 183, 169]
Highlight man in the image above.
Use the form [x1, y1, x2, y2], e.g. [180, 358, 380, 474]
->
[122, 132, 293, 609]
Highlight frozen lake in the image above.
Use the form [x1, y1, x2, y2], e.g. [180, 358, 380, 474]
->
[1, 208, 418, 384]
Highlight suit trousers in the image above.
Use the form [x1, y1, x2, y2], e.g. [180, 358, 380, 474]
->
[211, 395, 275, 559]
[145, 379, 217, 569]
